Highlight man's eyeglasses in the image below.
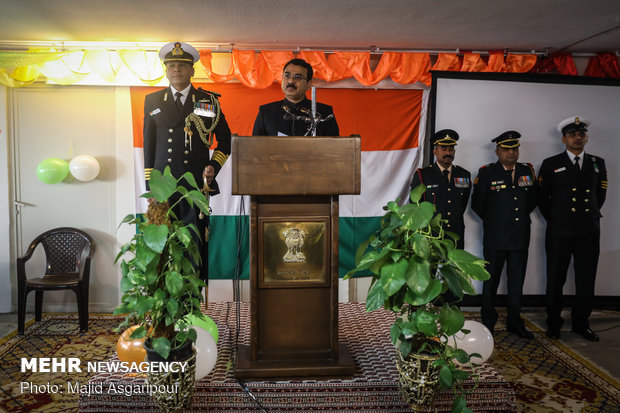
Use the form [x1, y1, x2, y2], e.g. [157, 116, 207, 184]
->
[282, 73, 307, 82]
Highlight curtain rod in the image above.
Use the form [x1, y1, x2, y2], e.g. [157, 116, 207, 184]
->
[0, 40, 614, 56]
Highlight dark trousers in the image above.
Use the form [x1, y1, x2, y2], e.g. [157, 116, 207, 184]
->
[545, 231, 599, 332]
[481, 247, 529, 331]
[172, 194, 209, 283]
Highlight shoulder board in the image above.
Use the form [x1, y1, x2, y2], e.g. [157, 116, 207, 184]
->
[197, 87, 221, 98]
[479, 163, 493, 170]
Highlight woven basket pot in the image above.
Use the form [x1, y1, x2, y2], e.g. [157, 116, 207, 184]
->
[145, 341, 197, 413]
[396, 351, 441, 411]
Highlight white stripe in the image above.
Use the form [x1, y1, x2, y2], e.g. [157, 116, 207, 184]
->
[209, 148, 420, 218]
[339, 147, 419, 217]
[134, 149, 148, 214]
[209, 149, 251, 216]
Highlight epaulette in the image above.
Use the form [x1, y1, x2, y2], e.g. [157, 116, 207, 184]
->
[479, 163, 493, 170]
[525, 162, 536, 178]
[197, 87, 221, 98]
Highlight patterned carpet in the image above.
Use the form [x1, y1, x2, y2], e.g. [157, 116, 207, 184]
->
[0, 305, 618, 412]
[489, 317, 620, 413]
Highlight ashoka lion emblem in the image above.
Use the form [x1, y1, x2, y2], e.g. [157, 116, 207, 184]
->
[282, 228, 307, 263]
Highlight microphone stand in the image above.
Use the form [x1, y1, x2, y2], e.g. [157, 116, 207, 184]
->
[281, 87, 334, 137]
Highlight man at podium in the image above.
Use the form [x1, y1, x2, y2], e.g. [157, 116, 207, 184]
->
[252, 58, 340, 136]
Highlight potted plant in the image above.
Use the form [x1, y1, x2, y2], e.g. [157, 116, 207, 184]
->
[114, 166, 210, 411]
[344, 184, 490, 413]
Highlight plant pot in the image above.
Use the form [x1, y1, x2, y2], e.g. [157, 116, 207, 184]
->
[396, 352, 441, 411]
[145, 341, 197, 413]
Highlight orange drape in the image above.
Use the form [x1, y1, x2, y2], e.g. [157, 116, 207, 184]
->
[583, 53, 620, 78]
[195, 51, 538, 88]
[6, 49, 620, 88]
[536, 53, 578, 76]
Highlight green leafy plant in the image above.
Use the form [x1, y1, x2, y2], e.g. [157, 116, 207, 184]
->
[345, 184, 490, 413]
[114, 166, 210, 359]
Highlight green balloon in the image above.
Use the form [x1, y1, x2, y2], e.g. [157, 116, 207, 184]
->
[188, 314, 218, 343]
[36, 158, 69, 184]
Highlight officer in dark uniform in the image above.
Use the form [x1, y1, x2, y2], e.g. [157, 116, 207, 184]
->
[143, 41, 231, 283]
[472, 131, 537, 338]
[410, 129, 471, 249]
[538, 116, 607, 342]
[252, 58, 339, 136]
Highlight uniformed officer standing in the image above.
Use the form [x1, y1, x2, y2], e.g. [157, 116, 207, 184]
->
[472, 131, 537, 338]
[410, 129, 471, 249]
[143, 41, 232, 283]
[538, 116, 607, 342]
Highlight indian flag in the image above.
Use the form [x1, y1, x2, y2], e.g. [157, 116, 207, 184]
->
[131, 84, 427, 279]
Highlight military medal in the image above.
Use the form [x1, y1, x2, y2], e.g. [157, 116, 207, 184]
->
[518, 175, 533, 187]
[454, 177, 470, 188]
[194, 100, 216, 118]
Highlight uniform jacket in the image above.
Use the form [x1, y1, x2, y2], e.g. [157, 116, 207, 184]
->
[472, 161, 537, 250]
[252, 97, 339, 136]
[143, 86, 231, 195]
[410, 163, 471, 238]
[538, 152, 607, 236]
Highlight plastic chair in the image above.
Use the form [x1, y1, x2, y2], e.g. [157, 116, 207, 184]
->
[17, 227, 95, 334]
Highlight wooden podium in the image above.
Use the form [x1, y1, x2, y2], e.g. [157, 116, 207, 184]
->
[232, 135, 360, 378]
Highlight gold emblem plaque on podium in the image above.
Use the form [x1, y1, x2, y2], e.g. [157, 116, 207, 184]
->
[232, 135, 360, 378]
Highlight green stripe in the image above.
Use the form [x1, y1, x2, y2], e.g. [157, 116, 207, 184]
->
[338, 216, 381, 278]
[208, 215, 250, 280]
[208, 216, 380, 280]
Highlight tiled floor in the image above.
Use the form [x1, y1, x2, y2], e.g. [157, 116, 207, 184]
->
[1, 309, 619, 381]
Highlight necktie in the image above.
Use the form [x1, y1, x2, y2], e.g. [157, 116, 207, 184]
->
[174, 92, 183, 113]
[506, 169, 514, 184]
[443, 169, 450, 185]
[574, 156, 581, 171]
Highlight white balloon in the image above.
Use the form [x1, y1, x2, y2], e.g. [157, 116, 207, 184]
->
[194, 327, 218, 380]
[69, 155, 100, 181]
[449, 320, 494, 364]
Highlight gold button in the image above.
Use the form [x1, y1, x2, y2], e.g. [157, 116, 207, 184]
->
[184, 160, 188, 164]
[572, 188, 577, 192]
[515, 218, 520, 221]
[585, 208, 590, 212]
[512, 185, 515, 189]
[168, 128, 173, 133]
[571, 208, 576, 212]
[168, 148, 172, 153]
[167, 158, 172, 163]
[514, 197, 517, 200]
[447, 212, 451, 216]
[585, 199, 589, 203]
[586, 189, 591, 193]
[447, 188, 451, 192]
[515, 207, 519, 211]
[572, 198, 576, 202]
[447, 224, 451, 228]
[184, 151, 189, 155]
[447, 200, 452, 204]
[168, 138, 172, 143]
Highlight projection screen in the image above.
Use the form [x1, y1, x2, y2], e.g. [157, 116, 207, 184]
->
[431, 72, 620, 302]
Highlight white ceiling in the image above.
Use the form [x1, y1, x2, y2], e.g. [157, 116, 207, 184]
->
[0, 0, 619, 53]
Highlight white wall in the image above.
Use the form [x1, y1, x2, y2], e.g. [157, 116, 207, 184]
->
[5, 85, 136, 313]
[0, 86, 11, 312]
